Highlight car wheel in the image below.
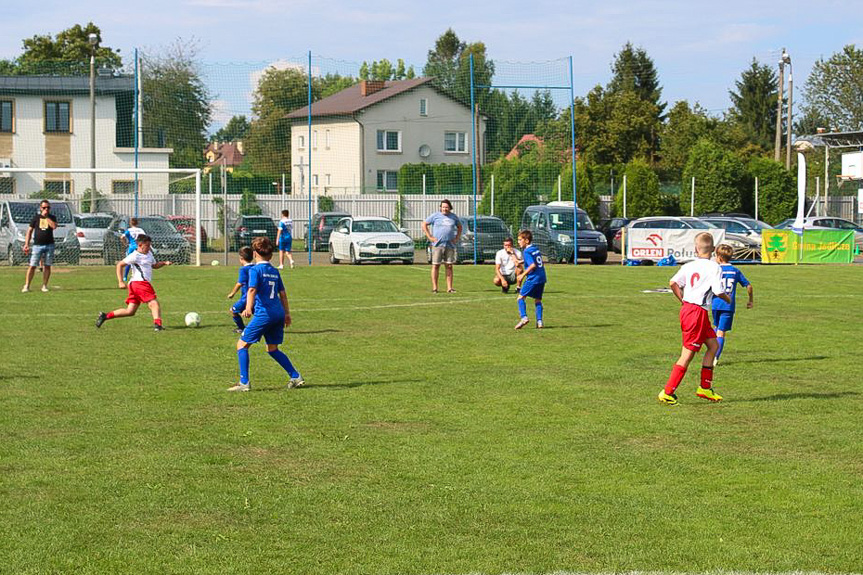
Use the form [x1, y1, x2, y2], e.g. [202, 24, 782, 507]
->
[548, 245, 559, 263]
[328, 244, 339, 264]
[403, 259, 414, 265]
[349, 245, 360, 265]
[590, 253, 608, 265]
[8, 245, 20, 266]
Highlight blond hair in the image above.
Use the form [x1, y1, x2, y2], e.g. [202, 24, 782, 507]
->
[695, 232, 715, 256]
[715, 243, 733, 263]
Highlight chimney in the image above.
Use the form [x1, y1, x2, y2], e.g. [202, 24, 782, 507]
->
[236, 140, 244, 155]
[360, 80, 386, 97]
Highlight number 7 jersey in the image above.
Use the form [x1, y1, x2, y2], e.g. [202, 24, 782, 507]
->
[248, 262, 286, 320]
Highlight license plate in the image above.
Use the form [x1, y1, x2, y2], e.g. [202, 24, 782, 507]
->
[252, 229, 266, 233]
[581, 246, 596, 252]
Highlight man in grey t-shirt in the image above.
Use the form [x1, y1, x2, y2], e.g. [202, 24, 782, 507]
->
[422, 199, 462, 293]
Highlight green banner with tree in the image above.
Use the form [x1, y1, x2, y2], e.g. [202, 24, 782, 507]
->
[762, 229, 853, 264]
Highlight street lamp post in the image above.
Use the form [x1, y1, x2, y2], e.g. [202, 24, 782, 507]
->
[783, 50, 793, 169]
[88, 33, 98, 212]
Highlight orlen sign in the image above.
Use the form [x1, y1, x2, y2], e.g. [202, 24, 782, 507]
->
[626, 228, 726, 262]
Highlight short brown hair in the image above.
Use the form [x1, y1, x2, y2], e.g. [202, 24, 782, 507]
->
[440, 199, 453, 209]
[518, 229, 533, 243]
[281, 209, 290, 217]
[251, 236, 274, 259]
[503, 237, 514, 245]
[136, 234, 151, 244]
[130, 217, 139, 226]
[239, 246, 254, 262]
[715, 243, 734, 262]
[695, 232, 715, 255]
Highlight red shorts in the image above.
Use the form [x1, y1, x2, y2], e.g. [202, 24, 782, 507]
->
[126, 280, 157, 305]
[679, 302, 716, 351]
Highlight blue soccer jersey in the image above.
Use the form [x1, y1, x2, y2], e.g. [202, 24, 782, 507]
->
[248, 262, 286, 320]
[712, 264, 750, 313]
[237, 263, 252, 297]
[522, 244, 547, 284]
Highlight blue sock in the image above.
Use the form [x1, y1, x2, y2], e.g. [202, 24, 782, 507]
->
[232, 313, 245, 330]
[237, 348, 250, 384]
[716, 336, 725, 360]
[268, 349, 300, 379]
[536, 301, 543, 322]
[517, 298, 527, 318]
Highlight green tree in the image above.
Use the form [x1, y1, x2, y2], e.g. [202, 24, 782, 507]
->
[141, 39, 211, 169]
[239, 189, 262, 215]
[660, 101, 720, 180]
[800, 45, 863, 131]
[728, 58, 778, 150]
[560, 163, 600, 223]
[681, 139, 747, 214]
[614, 158, 662, 218]
[213, 115, 250, 142]
[10, 22, 122, 75]
[423, 28, 465, 94]
[747, 157, 796, 224]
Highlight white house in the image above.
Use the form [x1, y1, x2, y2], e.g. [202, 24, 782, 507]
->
[0, 75, 171, 197]
[287, 78, 486, 195]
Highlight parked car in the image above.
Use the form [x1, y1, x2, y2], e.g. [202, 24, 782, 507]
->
[521, 202, 608, 264]
[1, 200, 80, 265]
[309, 211, 351, 251]
[626, 216, 761, 260]
[74, 212, 114, 254]
[328, 216, 414, 264]
[598, 217, 631, 253]
[103, 215, 191, 265]
[775, 216, 863, 248]
[700, 216, 772, 243]
[425, 215, 511, 264]
[231, 215, 278, 251]
[166, 215, 208, 248]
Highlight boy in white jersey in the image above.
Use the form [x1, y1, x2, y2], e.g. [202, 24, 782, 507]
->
[95, 235, 173, 331]
[276, 209, 294, 270]
[658, 232, 731, 405]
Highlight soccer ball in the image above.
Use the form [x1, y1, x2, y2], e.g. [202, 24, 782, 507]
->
[185, 312, 202, 328]
[211, 259, 220, 266]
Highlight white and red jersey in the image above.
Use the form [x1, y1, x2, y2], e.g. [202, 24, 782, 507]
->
[670, 257, 725, 310]
[123, 250, 156, 283]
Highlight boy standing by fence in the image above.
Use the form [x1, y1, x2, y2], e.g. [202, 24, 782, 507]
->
[276, 210, 294, 270]
[658, 232, 731, 405]
[712, 243, 754, 365]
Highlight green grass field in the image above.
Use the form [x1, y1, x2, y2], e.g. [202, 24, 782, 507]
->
[1, 262, 862, 574]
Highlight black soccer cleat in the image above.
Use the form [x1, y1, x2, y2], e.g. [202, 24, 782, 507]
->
[95, 312, 107, 328]
[154, 324, 164, 332]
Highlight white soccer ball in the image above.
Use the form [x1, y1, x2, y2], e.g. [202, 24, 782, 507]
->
[185, 312, 202, 328]
[211, 259, 220, 266]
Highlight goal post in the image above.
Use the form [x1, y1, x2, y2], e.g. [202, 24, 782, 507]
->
[3, 167, 203, 266]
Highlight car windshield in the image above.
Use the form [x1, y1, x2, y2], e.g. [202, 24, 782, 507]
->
[10, 202, 73, 224]
[352, 220, 398, 233]
[139, 219, 178, 235]
[686, 219, 713, 229]
[462, 218, 508, 234]
[775, 219, 793, 229]
[324, 215, 347, 226]
[77, 216, 113, 228]
[742, 219, 772, 230]
[242, 218, 273, 228]
[171, 218, 193, 226]
[547, 211, 595, 231]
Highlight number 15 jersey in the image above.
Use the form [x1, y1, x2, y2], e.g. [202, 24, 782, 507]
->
[248, 262, 285, 321]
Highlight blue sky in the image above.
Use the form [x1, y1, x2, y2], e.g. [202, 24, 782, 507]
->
[3, 0, 861, 130]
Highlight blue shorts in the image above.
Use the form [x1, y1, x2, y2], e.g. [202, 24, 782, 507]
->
[29, 244, 55, 267]
[279, 236, 293, 252]
[241, 315, 285, 345]
[231, 296, 247, 315]
[520, 281, 545, 300]
[713, 309, 735, 332]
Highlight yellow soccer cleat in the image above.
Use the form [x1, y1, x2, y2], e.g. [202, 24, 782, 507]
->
[657, 391, 678, 405]
[696, 387, 723, 402]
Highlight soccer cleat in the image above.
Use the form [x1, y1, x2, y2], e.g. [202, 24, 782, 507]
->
[41, 285, 49, 292]
[154, 324, 164, 332]
[502, 285, 509, 294]
[290, 262, 295, 269]
[288, 376, 305, 389]
[277, 264, 284, 270]
[227, 383, 250, 392]
[713, 357, 719, 367]
[657, 391, 679, 405]
[95, 312, 107, 328]
[536, 320, 544, 329]
[696, 387, 723, 402]
[21, 285, 30, 293]
[514, 317, 529, 330]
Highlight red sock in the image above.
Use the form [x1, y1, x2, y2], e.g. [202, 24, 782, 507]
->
[700, 366, 714, 389]
[154, 318, 163, 327]
[106, 311, 115, 319]
[664, 364, 687, 395]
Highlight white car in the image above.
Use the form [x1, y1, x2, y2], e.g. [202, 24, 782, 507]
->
[328, 216, 415, 264]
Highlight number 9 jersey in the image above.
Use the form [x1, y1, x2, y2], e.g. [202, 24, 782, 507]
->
[522, 244, 547, 285]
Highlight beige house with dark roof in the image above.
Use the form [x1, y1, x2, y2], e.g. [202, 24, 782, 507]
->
[287, 78, 485, 195]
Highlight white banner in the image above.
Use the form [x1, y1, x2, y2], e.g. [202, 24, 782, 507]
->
[858, 188, 863, 215]
[626, 228, 726, 262]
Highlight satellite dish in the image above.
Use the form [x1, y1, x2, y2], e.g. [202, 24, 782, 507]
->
[418, 144, 431, 158]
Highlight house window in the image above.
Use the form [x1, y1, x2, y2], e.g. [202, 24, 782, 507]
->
[112, 180, 137, 194]
[325, 174, 331, 186]
[43, 180, 73, 195]
[376, 170, 398, 191]
[444, 131, 467, 153]
[0, 100, 13, 132]
[298, 135, 305, 149]
[0, 177, 14, 194]
[376, 130, 401, 152]
[313, 130, 318, 149]
[45, 101, 71, 133]
[325, 129, 330, 149]
[312, 174, 319, 187]
[419, 98, 428, 116]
